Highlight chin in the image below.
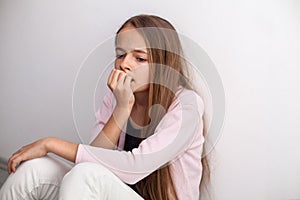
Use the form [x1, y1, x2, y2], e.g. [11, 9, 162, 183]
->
[133, 87, 149, 93]
[132, 83, 150, 93]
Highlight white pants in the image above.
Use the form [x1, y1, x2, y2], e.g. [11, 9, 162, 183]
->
[0, 155, 143, 200]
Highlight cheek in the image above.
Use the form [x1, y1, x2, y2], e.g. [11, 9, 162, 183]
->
[133, 65, 150, 84]
[114, 60, 120, 70]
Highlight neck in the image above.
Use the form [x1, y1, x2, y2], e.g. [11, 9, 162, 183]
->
[133, 90, 149, 109]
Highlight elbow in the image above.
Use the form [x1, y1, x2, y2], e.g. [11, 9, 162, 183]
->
[118, 173, 149, 185]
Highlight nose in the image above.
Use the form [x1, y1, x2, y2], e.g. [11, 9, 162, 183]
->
[119, 55, 131, 72]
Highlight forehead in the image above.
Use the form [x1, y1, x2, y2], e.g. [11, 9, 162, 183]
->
[116, 27, 147, 51]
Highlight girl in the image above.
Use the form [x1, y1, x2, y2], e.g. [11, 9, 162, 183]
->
[0, 14, 210, 200]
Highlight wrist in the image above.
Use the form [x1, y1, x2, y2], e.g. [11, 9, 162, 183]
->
[113, 106, 130, 127]
[115, 105, 131, 117]
[43, 137, 55, 153]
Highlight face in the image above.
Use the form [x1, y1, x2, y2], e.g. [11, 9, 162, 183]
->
[114, 26, 150, 93]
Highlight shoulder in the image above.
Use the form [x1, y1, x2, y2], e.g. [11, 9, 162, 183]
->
[95, 90, 115, 118]
[175, 87, 203, 101]
[102, 90, 116, 107]
[170, 87, 204, 113]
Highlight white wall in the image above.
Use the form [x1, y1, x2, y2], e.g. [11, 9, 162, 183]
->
[0, 0, 299, 199]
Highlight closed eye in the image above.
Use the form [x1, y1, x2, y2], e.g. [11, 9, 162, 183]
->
[116, 54, 124, 59]
[136, 57, 147, 62]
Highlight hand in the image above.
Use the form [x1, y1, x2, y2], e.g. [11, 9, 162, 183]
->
[107, 69, 135, 113]
[7, 138, 49, 174]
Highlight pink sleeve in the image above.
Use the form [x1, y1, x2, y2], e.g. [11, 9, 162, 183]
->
[88, 91, 115, 144]
[76, 90, 204, 184]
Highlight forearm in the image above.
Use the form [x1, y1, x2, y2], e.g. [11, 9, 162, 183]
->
[46, 137, 79, 163]
[90, 107, 129, 149]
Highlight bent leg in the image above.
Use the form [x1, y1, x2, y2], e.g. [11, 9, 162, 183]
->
[59, 162, 144, 200]
[0, 155, 72, 200]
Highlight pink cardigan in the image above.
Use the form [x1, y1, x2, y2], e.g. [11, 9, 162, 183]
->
[75, 88, 205, 199]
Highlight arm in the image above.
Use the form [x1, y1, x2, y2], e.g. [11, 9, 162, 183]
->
[7, 137, 78, 174]
[8, 70, 132, 174]
[46, 137, 78, 162]
[76, 90, 205, 184]
[90, 69, 134, 149]
[90, 106, 129, 149]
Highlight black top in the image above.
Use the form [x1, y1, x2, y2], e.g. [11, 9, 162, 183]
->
[124, 119, 146, 194]
[123, 119, 145, 151]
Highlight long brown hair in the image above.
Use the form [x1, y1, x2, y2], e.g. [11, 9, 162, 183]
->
[116, 14, 211, 200]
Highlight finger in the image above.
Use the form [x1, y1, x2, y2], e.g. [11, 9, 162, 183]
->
[116, 73, 127, 88]
[124, 75, 133, 89]
[114, 69, 125, 75]
[8, 153, 19, 174]
[124, 75, 134, 92]
[8, 155, 15, 174]
[110, 70, 124, 91]
[11, 154, 25, 173]
[8, 151, 22, 174]
[7, 157, 11, 174]
[116, 70, 126, 82]
[109, 70, 120, 90]
[107, 69, 117, 90]
[107, 69, 116, 86]
[12, 148, 23, 156]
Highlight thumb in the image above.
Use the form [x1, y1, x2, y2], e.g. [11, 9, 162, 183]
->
[124, 75, 134, 91]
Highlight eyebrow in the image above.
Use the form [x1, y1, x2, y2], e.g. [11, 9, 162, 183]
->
[115, 47, 147, 54]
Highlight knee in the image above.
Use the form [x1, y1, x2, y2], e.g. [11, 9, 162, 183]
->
[6, 157, 45, 182]
[0, 156, 72, 200]
[6, 155, 71, 185]
[61, 162, 114, 185]
[65, 162, 112, 178]
[0, 156, 58, 199]
[59, 163, 116, 199]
